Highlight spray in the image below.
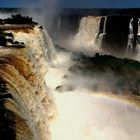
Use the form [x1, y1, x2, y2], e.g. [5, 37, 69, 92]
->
[45, 47, 140, 140]
[44, 8, 140, 139]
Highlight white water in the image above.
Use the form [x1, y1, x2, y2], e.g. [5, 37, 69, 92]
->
[74, 16, 100, 47]
[10, 26, 57, 71]
[45, 15, 140, 140]
[1, 13, 139, 140]
[50, 93, 140, 140]
[44, 15, 140, 139]
[45, 48, 140, 140]
[41, 28, 57, 65]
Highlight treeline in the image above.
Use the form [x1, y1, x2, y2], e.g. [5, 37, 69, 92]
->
[0, 14, 38, 25]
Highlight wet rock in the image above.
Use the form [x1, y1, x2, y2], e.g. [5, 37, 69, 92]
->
[55, 85, 75, 92]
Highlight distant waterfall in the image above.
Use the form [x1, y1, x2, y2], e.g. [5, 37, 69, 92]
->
[74, 16, 101, 47]
[126, 18, 139, 55]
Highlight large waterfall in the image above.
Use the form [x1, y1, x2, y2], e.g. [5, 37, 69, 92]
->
[45, 15, 140, 140]
[0, 20, 56, 140]
[0, 14, 140, 140]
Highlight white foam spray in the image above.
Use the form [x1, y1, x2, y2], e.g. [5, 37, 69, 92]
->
[45, 45, 140, 140]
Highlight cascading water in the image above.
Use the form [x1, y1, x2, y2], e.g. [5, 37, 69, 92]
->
[0, 16, 57, 140]
[11, 25, 57, 69]
[96, 16, 139, 57]
[74, 16, 100, 46]
[0, 14, 140, 140]
[41, 28, 57, 66]
[45, 15, 140, 140]
[71, 16, 101, 55]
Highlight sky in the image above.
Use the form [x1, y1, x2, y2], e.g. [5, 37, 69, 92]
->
[1, 0, 140, 8]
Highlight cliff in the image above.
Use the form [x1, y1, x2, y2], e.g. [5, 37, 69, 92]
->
[0, 16, 56, 140]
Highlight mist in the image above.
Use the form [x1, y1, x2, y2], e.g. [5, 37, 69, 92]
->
[1, 5, 137, 139]
[41, 5, 140, 138]
[0, 1, 139, 139]
[45, 46, 140, 140]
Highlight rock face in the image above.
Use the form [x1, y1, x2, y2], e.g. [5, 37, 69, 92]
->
[0, 23, 56, 140]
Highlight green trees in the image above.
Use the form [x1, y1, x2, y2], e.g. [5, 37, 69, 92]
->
[2, 14, 38, 25]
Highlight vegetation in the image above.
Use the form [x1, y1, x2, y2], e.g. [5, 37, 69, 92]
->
[0, 14, 38, 25]
[70, 53, 140, 75]
[68, 53, 140, 95]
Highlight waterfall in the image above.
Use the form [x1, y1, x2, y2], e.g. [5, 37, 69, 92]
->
[126, 18, 139, 56]
[10, 25, 57, 75]
[41, 28, 57, 66]
[44, 15, 140, 140]
[0, 14, 139, 140]
[74, 16, 101, 47]
[0, 24, 56, 140]
[69, 16, 102, 56]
